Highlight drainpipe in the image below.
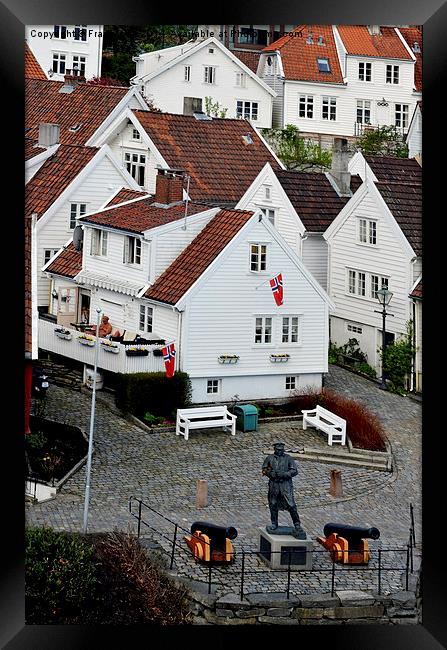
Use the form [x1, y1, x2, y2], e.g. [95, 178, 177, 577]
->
[176, 307, 183, 371]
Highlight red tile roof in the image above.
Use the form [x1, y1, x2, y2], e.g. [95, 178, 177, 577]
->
[25, 144, 97, 218]
[133, 110, 282, 205]
[276, 170, 362, 231]
[399, 27, 422, 91]
[144, 209, 253, 304]
[25, 43, 46, 80]
[263, 25, 344, 84]
[45, 242, 82, 278]
[106, 188, 150, 207]
[232, 50, 261, 73]
[410, 280, 422, 300]
[80, 197, 212, 234]
[336, 25, 412, 60]
[25, 138, 47, 161]
[25, 78, 131, 146]
[365, 155, 422, 184]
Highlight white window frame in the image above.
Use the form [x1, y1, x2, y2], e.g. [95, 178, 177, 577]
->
[347, 323, 363, 334]
[184, 65, 191, 82]
[347, 269, 366, 297]
[322, 96, 337, 121]
[236, 100, 258, 121]
[356, 99, 371, 124]
[73, 25, 88, 41]
[53, 25, 68, 40]
[131, 128, 141, 141]
[254, 316, 273, 345]
[264, 185, 271, 200]
[299, 94, 314, 118]
[358, 218, 377, 245]
[139, 304, 153, 333]
[204, 66, 216, 84]
[44, 249, 60, 266]
[371, 275, 389, 300]
[72, 54, 86, 76]
[285, 376, 297, 390]
[124, 151, 146, 187]
[206, 379, 220, 394]
[395, 104, 409, 129]
[69, 202, 87, 230]
[52, 52, 67, 74]
[281, 316, 300, 344]
[249, 243, 267, 272]
[358, 61, 372, 82]
[386, 64, 399, 84]
[260, 207, 275, 225]
[90, 228, 108, 257]
[235, 72, 246, 87]
[123, 235, 142, 265]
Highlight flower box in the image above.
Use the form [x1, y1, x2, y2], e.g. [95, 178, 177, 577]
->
[270, 354, 290, 363]
[54, 328, 72, 340]
[78, 335, 95, 347]
[100, 341, 120, 354]
[125, 347, 149, 357]
[218, 355, 240, 364]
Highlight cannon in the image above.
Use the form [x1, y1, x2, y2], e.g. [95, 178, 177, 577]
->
[317, 522, 380, 565]
[184, 521, 238, 564]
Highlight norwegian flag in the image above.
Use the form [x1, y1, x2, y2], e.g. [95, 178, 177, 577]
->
[269, 273, 283, 306]
[162, 342, 176, 379]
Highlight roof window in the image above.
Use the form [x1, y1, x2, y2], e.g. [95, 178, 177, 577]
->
[412, 41, 421, 53]
[317, 57, 331, 73]
[242, 133, 253, 145]
[317, 35, 325, 45]
[306, 33, 313, 44]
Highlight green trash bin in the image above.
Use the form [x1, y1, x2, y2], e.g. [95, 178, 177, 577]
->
[233, 404, 258, 432]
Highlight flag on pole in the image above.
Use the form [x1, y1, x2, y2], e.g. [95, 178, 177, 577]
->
[162, 342, 176, 379]
[269, 273, 283, 306]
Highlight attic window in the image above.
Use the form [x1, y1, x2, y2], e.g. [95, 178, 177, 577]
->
[317, 58, 331, 73]
[208, 48, 214, 53]
[413, 42, 421, 53]
[68, 123, 82, 132]
[242, 133, 253, 145]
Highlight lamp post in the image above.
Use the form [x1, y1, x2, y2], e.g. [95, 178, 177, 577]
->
[83, 307, 102, 533]
[374, 288, 393, 390]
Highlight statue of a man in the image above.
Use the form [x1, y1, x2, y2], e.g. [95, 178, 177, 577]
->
[262, 442, 306, 539]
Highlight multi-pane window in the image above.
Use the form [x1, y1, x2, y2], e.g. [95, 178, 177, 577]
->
[299, 95, 314, 118]
[236, 100, 258, 120]
[207, 379, 220, 394]
[358, 61, 372, 81]
[356, 100, 371, 124]
[52, 53, 66, 74]
[371, 275, 389, 299]
[124, 152, 146, 187]
[90, 229, 108, 257]
[317, 58, 331, 73]
[139, 304, 153, 333]
[348, 270, 366, 296]
[255, 317, 273, 344]
[386, 64, 399, 84]
[184, 66, 191, 82]
[236, 72, 246, 87]
[395, 104, 409, 129]
[285, 376, 297, 390]
[131, 128, 141, 141]
[359, 219, 377, 245]
[54, 25, 67, 39]
[123, 236, 142, 265]
[260, 207, 275, 225]
[72, 55, 86, 75]
[73, 25, 87, 41]
[347, 323, 363, 334]
[250, 243, 267, 271]
[204, 66, 216, 83]
[44, 249, 60, 265]
[322, 96, 337, 120]
[282, 317, 299, 343]
[69, 203, 86, 229]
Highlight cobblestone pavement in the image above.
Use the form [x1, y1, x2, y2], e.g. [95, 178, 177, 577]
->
[26, 365, 421, 596]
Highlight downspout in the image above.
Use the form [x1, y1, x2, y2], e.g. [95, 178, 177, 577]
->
[175, 307, 183, 372]
[409, 257, 418, 392]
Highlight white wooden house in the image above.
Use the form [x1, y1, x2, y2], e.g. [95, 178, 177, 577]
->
[406, 101, 422, 160]
[25, 25, 104, 81]
[131, 36, 276, 128]
[257, 25, 420, 146]
[42, 170, 334, 402]
[323, 160, 422, 384]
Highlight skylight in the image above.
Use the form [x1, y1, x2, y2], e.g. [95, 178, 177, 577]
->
[317, 58, 331, 73]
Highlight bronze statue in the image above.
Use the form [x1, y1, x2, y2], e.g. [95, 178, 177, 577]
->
[262, 442, 306, 539]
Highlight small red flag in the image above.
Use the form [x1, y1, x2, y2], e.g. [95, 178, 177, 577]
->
[270, 273, 283, 306]
[162, 342, 176, 379]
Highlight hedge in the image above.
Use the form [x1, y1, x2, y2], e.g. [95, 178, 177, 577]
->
[115, 371, 192, 420]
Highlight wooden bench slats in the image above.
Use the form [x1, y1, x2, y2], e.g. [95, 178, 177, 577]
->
[301, 405, 346, 446]
[176, 406, 236, 441]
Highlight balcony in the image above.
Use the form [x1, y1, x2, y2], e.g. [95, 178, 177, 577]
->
[354, 122, 408, 138]
[38, 317, 166, 374]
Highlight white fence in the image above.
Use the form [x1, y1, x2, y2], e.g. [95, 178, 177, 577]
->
[38, 318, 166, 375]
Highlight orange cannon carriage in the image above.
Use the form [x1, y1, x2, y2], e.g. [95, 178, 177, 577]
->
[317, 522, 380, 565]
[184, 521, 237, 564]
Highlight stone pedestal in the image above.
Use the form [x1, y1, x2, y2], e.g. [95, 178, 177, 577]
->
[258, 527, 313, 570]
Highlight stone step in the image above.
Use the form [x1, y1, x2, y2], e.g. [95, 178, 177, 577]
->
[290, 450, 390, 471]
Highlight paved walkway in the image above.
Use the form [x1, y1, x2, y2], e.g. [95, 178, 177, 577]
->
[26, 365, 421, 596]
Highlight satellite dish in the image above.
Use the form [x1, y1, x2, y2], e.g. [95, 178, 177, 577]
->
[73, 225, 84, 252]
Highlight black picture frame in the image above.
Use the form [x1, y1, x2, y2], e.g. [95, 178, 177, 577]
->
[4, 0, 444, 647]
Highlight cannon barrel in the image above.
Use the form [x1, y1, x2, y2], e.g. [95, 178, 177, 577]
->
[323, 523, 380, 541]
[191, 521, 238, 549]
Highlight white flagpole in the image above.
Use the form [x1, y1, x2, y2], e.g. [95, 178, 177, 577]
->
[254, 272, 283, 291]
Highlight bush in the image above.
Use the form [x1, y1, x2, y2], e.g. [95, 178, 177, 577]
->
[25, 527, 97, 624]
[115, 371, 192, 420]
[381, 323, 416, 395]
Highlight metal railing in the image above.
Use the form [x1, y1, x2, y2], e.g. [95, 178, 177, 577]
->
[354, 122, 408, 138]
[129, 498, 419, 599]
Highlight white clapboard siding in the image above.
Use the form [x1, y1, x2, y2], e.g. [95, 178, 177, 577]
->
[328, 190, 412, 336]
[107, 123, 160, 194]
[181, 218, 329, 379]
[142, 45, 273, 128]
[261, 66, 285, 129]
[412, 258, 422, 284]
[302, 234, 328, 290]
[407, 105, 422, 158]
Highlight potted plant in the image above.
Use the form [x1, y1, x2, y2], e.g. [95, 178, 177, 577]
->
[125, 346, 149, 357]
[78, 333, 95, 347]
[54, 327, 72, 341]
[218, 354, 240, 364]
[269, 353, 290, 363]
[100, 340, 120, 354]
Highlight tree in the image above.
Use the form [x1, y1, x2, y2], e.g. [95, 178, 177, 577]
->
[356, 125, 409, 158]
[204, 96, 228, 118]
[381, 321, 417, 395]
[262, 124, 332, 171]
[85, 76, 125, 87]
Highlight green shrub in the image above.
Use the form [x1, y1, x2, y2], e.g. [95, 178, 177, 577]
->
[115, 371, 192, 420]
[381, 322, 416, 395]
[25, 527, 97, 624]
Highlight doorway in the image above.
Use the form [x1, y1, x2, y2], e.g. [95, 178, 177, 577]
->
[78, 290, 91, 324]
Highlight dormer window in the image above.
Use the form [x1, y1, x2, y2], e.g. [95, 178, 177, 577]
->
[317, 57, 330, 73]
[90, 229, 108, 257]
[123, 235, 142, 265]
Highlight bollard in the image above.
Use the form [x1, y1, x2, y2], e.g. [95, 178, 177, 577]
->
[330, 469, 343, 497]
[196, 479, 208, 508]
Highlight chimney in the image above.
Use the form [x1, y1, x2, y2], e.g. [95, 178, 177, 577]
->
[38, 123, 60, 148]
[368, 25, 381, 36]
[330, 138, 351, 197]
[154, 169, 184, 205]
[59, 71, 83, 94]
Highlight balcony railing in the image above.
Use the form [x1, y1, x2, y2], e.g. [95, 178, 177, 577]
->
[354, 122, 408, 137]
[38, 318, 166, 375]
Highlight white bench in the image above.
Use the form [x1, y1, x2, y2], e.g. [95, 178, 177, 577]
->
[301, 405, 346, 446]
[176, 406, 237, 441]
